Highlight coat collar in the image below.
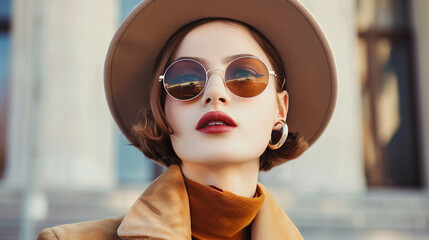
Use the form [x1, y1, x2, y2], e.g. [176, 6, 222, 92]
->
[117, 164, 303, 240]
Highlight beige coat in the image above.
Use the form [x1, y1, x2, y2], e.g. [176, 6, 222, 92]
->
[37, 164, 303, 240]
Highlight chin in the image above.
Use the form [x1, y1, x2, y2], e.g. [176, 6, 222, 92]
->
[172, 136, 268, 164]
[184, 157, 252, 167]
[178, 147, 262, 166]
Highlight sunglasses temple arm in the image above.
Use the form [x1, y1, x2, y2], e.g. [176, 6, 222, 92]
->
[269, 71, 286, 90]
[281, 78, 286, 90]
[159, 75, 164, 81]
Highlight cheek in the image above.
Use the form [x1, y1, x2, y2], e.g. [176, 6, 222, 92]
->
[245, 81, 278, 126]
[164, 95, 199, 143]
[234, 84, 279, 149]
[164, 96, 202, 161]
[164, 96, 177, 132]
[164, 96, 190, 135]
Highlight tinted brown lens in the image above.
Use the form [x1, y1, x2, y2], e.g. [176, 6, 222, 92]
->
[164, 60, 206, 100]
[225, 58, 269, 97]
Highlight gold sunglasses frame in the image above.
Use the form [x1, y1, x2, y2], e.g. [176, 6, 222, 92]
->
[159, 56, 285, 101]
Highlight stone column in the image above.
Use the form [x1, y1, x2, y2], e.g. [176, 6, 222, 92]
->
[261, 0, 366, 193]
[410, 0, 429, 189]
[4, 0, 119, 191]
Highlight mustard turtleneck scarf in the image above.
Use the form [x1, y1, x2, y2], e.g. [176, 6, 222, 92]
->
[182, 173, 265, 240]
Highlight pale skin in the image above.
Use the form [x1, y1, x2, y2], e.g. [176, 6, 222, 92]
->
[164, 21, 289, 198]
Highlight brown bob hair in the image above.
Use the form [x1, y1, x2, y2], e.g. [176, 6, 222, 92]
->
[131, 18, 308, 171]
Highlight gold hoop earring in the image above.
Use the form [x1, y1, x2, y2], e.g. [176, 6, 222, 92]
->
[268, 119, 288, 150]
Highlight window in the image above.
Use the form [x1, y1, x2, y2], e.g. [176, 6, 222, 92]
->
[357, 0, 421, 187]
[0, 0, 11, 179]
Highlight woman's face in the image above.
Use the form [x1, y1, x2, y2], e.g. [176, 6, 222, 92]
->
[164, 21, 288, 166]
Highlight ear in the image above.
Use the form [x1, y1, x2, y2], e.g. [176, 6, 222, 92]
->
[273, 90, 289, 130]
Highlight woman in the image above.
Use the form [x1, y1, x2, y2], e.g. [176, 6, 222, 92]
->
[38, 0, 337, 239]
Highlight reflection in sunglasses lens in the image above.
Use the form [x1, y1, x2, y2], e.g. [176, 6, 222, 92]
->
[164, 60, 206, 100]
[163, 57, 270, 100]
[225, 58, 269, 97]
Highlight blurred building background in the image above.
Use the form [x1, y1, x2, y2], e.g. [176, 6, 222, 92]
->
[0, 0, 428, 239]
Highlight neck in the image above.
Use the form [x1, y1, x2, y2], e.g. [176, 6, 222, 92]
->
[180, 159, 260, 198]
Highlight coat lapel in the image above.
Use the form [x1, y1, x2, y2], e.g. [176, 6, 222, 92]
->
[117, 164, 192, 240]
[251, 183, 303, 240]
[117, 164, 303, 240]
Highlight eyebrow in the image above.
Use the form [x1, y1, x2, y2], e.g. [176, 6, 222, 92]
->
[174, 53, 255, 66]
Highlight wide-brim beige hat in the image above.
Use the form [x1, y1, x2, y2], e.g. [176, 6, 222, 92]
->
[105, 0, 337, 148]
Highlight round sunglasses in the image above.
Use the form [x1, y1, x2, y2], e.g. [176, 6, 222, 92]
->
[159, 56, 284, 101]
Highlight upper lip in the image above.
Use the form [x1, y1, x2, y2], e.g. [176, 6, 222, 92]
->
[196, 111, 237, 130]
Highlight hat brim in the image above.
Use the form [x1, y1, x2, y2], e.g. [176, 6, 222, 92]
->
[105, 0, 337, 150]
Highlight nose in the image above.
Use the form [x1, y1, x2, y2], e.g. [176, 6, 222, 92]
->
[200, 69, 231, 105]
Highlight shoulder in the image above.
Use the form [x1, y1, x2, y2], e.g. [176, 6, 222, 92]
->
[37, 215, 125, 240]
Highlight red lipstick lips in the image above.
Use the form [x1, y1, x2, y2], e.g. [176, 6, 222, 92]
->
[196, 111, 237, 134]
